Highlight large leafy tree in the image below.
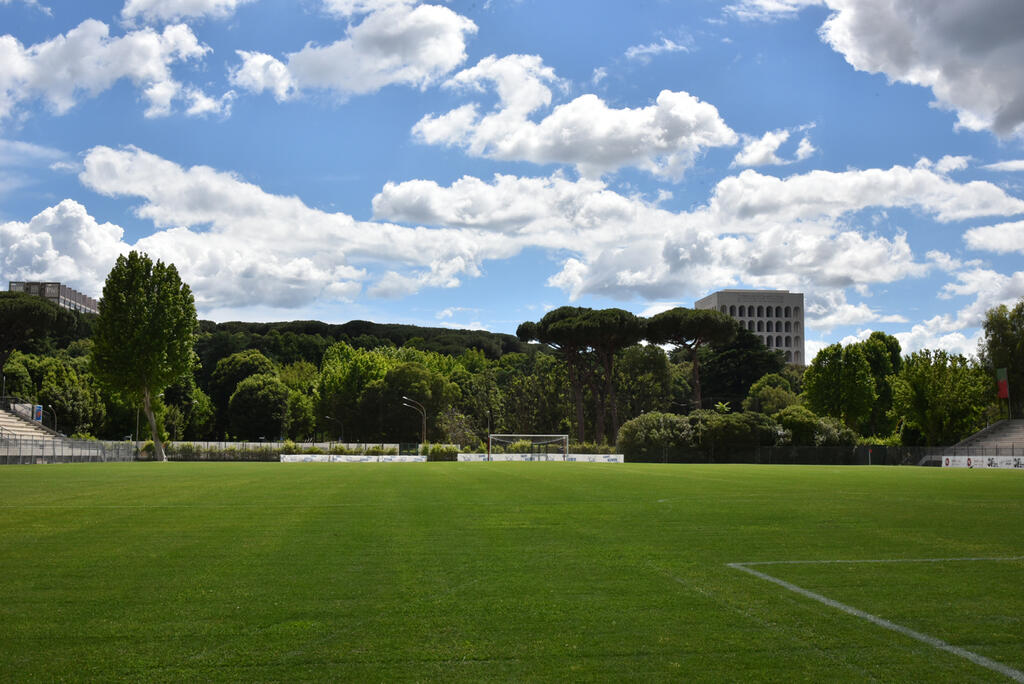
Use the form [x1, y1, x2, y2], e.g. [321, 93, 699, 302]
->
[978, 298, 1024, 418]
[698, 325, 785, 408]
[581, 308, 644, 443]
[891, 349, 992, 446]
[517, 307, 593, 442]
[802, 343, 876, 433]
[91, 252, 198, 461]
[855, 332, 902, 437]
[0, 292, 83, 370]
[209, 349, 277, 435]
[646, 307, 737, 410]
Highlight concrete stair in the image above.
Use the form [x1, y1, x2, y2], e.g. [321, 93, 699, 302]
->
[955, 419, 1024, 449]
[0, 407, 61, 442]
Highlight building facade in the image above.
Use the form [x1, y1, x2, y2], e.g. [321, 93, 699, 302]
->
[695, 289, 805, 365]
[8, 281, 99, 315]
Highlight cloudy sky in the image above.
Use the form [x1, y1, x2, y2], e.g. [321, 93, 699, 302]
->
[1, 0, 1022, 358]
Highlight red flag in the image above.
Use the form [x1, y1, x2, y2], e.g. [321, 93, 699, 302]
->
[997, 368, 1010, 399]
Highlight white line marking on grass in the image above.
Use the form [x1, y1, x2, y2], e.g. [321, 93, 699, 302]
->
[727, 558, 1024, 682]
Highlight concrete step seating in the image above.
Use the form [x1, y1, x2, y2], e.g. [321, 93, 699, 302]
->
[956, 419, 1024, 449]
[0, 407, 61, 442]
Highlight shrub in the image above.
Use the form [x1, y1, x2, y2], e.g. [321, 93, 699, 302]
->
[617, 412, 693, 461]
[427, 444, 458, 461]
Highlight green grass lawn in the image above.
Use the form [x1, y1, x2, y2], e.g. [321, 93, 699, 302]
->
[0, 463, 1021, 682]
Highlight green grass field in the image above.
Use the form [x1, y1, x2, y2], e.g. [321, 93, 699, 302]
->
[1, 463, 1021, 682]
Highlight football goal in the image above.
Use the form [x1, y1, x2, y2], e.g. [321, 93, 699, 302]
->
[487, 434, 569, 461]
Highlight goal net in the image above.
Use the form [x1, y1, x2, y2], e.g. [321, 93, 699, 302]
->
[487, 434, 569, 461]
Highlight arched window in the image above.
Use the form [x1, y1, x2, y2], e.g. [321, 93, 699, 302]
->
[765, 336, 772, 347]
[748, 321, 754, 331]
[775, 306, 782, 317]
[776, 335, 783, 347]
[785, 336, 792, 347]
[795, 335, 801, 346]
[784, 306, 791, 318]
[757, 305, 764, 317]
[738, 305, 746, 317]
[757, 320, 764, 332]
[785, 321, 792, 332]
[794, 322, 801, 333]
[785, 351, 793, 362]
[729, 305, 737, 316]
[794, 306, 801, 317]
[766, 321, 773, 332]
[720, 305, 727, 313]
[794, 351, 802, 364]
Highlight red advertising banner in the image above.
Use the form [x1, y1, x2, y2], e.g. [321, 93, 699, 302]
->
[996, 368, 1010, 399]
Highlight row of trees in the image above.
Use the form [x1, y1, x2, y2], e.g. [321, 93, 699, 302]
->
[2, 252, 1020, 453]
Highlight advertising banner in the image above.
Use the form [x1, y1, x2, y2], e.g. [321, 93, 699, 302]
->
[942, 455, 1024, 469]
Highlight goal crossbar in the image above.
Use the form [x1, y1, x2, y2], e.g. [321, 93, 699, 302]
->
[487, 434, 569, 461]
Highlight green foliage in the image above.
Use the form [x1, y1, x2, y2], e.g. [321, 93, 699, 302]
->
[228, 373, 291, 441]
[890, 349, 992, 446]
[0, 291, 91, 367]
[773, 405, 858, 446]
[802, 343, 877, 433]
[856, 332, 902, 437]
[209, 349, 277, 429]
[646, 307, 738, 409]
[426, 444, 459, 461]
[616, 412, 693, 460]
[978, 297, 1024, 417]
[690, 410, 781, 451]
[91, 252, 198, 461]
[2, 352, 34, 399]
[742, 373, 800, 415]
[699, 325, 786, 408]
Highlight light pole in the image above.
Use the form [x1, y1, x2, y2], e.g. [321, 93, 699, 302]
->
[46, 404, 58, 435]
[401, 396, 426, 445]
[323, 415, 344, 442]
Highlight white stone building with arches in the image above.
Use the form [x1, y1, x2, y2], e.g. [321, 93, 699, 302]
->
[695, 290, 805, 365]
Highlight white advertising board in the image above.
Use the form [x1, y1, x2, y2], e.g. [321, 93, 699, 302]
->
[457, 453, 624, 463]
[280, 454, 426, 463]
[941, 455, 1024, 469]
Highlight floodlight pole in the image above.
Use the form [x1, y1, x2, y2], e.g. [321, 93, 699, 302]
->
[323, 415, 344, 442]
[46, 404, 57, 435]
[401, 396, 426, 445]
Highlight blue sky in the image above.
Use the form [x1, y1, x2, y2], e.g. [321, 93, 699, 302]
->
[1, 0, 1023, 359]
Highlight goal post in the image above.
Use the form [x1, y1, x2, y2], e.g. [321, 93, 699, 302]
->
[487, 434, 569, 461]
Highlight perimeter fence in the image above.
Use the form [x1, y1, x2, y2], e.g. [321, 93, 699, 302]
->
[0, 436, 136, 465]
[623, 445, 988, 466]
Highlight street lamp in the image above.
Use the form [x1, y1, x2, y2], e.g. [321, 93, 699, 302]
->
[401, 396, 426, 445]
[323, 415, 344, 442]
[46, 404, 58, 435]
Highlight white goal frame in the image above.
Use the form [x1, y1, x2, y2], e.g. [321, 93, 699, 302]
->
[487, 434, 569, 461]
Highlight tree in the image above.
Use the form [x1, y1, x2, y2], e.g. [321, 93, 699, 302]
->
[697, 325, 786, 409]
[91, 251, 198, 461]
[742, 373, 799, 415]
[209, 349, 277, 435]
[580, 309, 645, 443]
[228, 373, 291, 440]
[646, 307, 737, 410]
[0, 292, 82, 369]
[891, 349, 992, 446]
[517, 307, 593, 442]
[978, 298, 1024, 418]
[802, 343, 876, 433]
[856, 332, 902, 437]
[616, 411, 693, 461]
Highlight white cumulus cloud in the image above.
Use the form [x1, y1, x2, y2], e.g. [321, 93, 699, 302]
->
[121, 0, 256, 23]
[230, 2, 476, 100]
[413, 55, 738, 179]
[0, 20, 208, 121]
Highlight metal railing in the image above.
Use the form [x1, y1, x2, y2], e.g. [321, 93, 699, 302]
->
[0, 436, 136, 465]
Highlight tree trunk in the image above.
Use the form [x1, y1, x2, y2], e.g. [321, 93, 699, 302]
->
[143, 387, 166, 462]
[691, 345, 703, 410]
[567, 359, 586, 443]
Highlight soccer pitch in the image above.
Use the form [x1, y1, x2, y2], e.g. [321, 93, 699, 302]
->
[0, 463, 1021, 681]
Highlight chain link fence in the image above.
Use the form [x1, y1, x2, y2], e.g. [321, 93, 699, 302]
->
[0, 436, 136, 465]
